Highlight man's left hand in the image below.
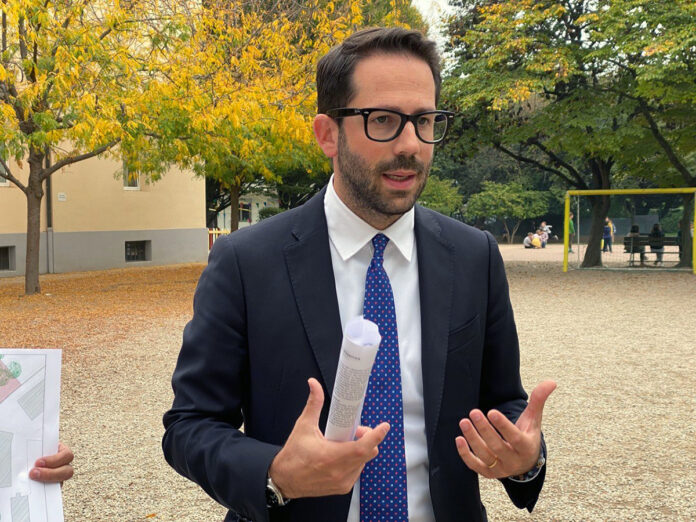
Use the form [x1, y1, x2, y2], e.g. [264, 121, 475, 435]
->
[456, 380, 556, 479]
[29, 442, 74, 484]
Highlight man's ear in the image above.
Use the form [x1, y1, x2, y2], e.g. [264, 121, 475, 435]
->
[313, 114, 339, 158]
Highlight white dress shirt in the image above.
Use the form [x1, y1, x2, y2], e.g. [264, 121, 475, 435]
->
[324, 177, 436, 522]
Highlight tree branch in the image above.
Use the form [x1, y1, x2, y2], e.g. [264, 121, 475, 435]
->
[529, 138, 587, 188]
[0, 157, 28, 193]
[2, 5, 7, 55]
[637, 100, 696, 186]
[494, 142, 582, 188]
[18, 16, 28, 60]
[40, 139, 121, 181]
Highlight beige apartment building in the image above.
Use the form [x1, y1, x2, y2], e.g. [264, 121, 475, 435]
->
[0, 155, 207, 278]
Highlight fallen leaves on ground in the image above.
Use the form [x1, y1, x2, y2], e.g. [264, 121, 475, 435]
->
[0, 264, 204, 350]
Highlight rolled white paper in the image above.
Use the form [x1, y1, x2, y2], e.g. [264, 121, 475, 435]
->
[324, 316, 381, 442]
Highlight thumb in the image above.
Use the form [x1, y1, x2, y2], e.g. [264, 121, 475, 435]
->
[298, 377, 325, 426]
[524, 380, 557, 428]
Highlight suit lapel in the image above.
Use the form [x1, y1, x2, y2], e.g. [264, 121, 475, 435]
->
[283, 196, 455, 450]
[284, 188, 344, 397]
[415, 206, 455, 451]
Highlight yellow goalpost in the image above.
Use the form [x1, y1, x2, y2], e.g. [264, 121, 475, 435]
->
[562, 187, 696, 274]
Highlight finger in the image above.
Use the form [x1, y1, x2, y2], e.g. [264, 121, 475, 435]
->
[30, 464, 74, 483]
[455, 436, 496, 479]
[466, 410, 512, 457]
[486, 410, 525, 449]
[524, 380, 557, 428]
[354, 422, 389, 453]
[35, 442, 74, 469]
[354, 426, 371, 440]
[299, 378, 325, 426]
[458, 417, 499, 465]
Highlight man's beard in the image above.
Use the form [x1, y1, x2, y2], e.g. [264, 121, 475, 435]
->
[336, 130, 430, 219]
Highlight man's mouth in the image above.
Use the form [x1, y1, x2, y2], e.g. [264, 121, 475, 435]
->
[382, 171, 417, 188]
[383, 171, 416, 181]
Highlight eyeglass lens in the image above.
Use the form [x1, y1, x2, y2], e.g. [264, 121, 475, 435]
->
[366, 111, 448, 142]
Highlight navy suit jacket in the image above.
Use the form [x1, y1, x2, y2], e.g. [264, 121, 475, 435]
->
[162, 188, 545, 521]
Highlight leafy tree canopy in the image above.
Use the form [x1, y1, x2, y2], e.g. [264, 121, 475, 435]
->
[418, 175, 463, 216]
[465, 180, 548, 243]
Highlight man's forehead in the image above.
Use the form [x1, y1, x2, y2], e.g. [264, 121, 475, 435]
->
[348, 52, 436, 109]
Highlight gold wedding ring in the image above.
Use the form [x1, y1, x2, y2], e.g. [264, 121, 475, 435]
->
[487, 456, 499, 469]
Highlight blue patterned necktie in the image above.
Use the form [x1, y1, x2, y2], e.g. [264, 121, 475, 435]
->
[360, 233, 408, 521]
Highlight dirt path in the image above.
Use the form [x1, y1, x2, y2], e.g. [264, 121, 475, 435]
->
[1, 245, 694, 520]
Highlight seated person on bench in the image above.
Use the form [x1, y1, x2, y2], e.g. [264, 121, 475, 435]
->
[626, 224, 646, 266]
[648, 223, 665, 265]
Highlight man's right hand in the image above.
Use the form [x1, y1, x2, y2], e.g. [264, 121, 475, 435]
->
[268, 377, 389, 499]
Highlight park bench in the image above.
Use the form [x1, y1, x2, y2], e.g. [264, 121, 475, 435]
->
[622, 235, 680, 266]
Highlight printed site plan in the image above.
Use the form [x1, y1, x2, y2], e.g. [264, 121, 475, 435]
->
[0, 349, 63, 522]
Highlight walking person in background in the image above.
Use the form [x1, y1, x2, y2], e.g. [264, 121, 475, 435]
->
[648, 223, 665, 266]
[568, 212, 575, 253]
[602, 217, 615, 253]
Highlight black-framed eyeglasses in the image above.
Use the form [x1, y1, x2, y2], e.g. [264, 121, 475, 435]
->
[326, 108, 455, 144]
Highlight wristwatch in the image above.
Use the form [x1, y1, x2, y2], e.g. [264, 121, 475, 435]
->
[266, 474, 290, 508]
[509, 447, 546, 482]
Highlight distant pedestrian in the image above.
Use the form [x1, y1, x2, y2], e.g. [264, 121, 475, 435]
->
[568, 212, 575, 253]
[602, 217, 615, 253]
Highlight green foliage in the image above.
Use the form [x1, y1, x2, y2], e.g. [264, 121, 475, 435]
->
[443, 0, 696, 262]
[259, 207, 283, 220]
[465, 181, 548, 242]
[418, 175, 463, 216]
[444, 0, 696, 189]
[359, 0, 429, 32]
[466, 181, 547, 221]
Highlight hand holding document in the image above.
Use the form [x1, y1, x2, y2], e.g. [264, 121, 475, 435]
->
[324, 316, 381, 442]
[0, 349, 64, 522]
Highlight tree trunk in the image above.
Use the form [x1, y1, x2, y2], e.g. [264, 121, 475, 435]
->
[510, 220, 522, 244]
[229, 184, 240, 231]
[581, 158, 612, 268]
[676, 194, 694, 268]
[24, 151, 45, 295]
[581, 196, 610, 267]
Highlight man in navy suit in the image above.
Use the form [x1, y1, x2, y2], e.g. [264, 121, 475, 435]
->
[163, 27, 555, 522]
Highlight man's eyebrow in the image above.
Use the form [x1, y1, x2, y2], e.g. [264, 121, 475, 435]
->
[375, 105, 437, 113]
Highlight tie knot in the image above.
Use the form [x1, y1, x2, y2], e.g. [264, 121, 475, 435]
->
[371, 233, 389, 261]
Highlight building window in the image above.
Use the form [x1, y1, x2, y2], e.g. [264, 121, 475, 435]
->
[0, 246, 15, 271]
[123, 162, 140, 190]
[239, 202, 251, 223]
[125, 241, 151, 262]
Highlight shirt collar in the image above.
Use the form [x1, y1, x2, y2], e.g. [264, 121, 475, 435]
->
[324, 174, 415, 262]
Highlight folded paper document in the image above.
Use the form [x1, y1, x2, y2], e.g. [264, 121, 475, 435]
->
[324, 316, 381, 442]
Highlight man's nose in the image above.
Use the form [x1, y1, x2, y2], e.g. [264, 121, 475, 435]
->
[392, 121, 421, 156]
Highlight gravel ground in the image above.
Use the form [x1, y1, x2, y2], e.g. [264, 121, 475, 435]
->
[1, 243, 694, 521]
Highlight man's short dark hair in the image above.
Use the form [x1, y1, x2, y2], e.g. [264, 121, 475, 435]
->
[316, 27, 442, 115]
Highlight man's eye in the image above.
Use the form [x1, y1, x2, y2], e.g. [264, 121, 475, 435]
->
[417, 116, 432, 127]
[372, 115, 394, 125]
